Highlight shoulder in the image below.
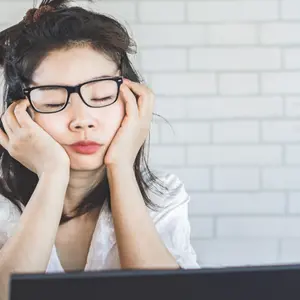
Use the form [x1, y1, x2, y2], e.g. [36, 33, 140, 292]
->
[145, 170, 200, 268]
[0, 195, 22, 247]
[145, 169, 190, 219]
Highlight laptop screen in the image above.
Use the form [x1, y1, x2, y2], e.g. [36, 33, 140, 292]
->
[9, 264, 300, 300]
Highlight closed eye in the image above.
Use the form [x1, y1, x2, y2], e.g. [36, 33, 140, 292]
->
[91, 97, 114, 102]
[45, 103, 65, 107]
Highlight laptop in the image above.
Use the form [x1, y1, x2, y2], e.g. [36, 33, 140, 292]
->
[9, 263, 300, 300]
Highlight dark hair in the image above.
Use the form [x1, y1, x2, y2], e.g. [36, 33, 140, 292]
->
[0, 0, 168, 224]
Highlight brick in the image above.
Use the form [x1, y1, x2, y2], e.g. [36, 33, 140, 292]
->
[263, 167, 300, 190]
[213, 121, 259, 143]
[161, 122, 210, 144]
[78, 1, 136, 22]
[217, 217, 300, 238]
[149, 146, 185, 167]
[154, 97, 187, 120]
[188, 1, 279, 22]
[219, 73, 259, 95]
[286, 146, 300, 164]
[284, 48, 300, 69]
[208, 24, 258, 45]
[281, 0, 300, 20]
[213, 168, 260, 191]
[189, 48, 281, 71]
[152, 73, 216, 96]
[262, 121, 300, 142]
[138, 1, 185, 23]
[262, 72, 300, 94]
[0, 2, 33, 25]
[189, 217, 214, 239]
[0, 24, 7, 32]
[131, 24, 205, 46]
[192, 239, 278, 267]
[288, 192, 300, 214]
[149, 122, 160, 144]
[189, 192, 286, 215]
[280, 239, 300, 264]
[286, 97, 300, 116]
[261, 23, 300, 45]
[187, 146, 282, 166]
[165, 167, 210, 191]
[187, 97, 283, 119]
[140, 49, 187, 72]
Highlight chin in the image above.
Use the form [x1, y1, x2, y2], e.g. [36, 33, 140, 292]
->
[69, 157, 105, 171]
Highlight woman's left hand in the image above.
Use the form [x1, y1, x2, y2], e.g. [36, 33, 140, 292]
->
[104, 78, 154, 169]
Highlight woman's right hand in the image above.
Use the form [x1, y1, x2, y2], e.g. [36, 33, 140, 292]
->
[0, 99, 70, 177]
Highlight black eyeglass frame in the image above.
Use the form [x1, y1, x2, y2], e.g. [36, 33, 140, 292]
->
[23, 76, 123, 114]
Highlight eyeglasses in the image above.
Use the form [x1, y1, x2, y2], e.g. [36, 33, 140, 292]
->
[23, 76, 123, 113]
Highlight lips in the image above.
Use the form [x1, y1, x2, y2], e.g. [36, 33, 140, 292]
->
[70, 141, 101, 155]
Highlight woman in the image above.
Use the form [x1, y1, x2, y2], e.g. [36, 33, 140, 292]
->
[0, 0, 198, 298]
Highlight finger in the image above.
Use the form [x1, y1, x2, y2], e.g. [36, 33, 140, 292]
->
[1, 114, 13, 137]
[123, 79, 149, 97]
[120, 84, 139, 118]
[138, 92, 154, 120]
[14, 99, 34, 128]
[4, 101, 22, 133]
[0, 127, 9, 150]
[124, 79, 154, 119]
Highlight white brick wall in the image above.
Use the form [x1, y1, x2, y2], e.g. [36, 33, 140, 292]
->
[2, 0, 300, 268]
[187, 1, 279, 22]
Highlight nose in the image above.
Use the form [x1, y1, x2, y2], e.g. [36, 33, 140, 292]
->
[70, 119, 96, 131]
[68, 95, 97, 132]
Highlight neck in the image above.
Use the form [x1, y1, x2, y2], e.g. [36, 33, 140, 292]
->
[64, 165, 106, 215]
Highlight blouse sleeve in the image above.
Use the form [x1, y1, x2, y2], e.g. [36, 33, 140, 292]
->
[150, 172, 200, 269]
[0, 196, 21, 250]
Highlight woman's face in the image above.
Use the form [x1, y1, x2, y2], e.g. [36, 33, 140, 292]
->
[30, 46, 125, 171]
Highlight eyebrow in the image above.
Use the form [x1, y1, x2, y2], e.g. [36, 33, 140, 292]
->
[90, 75, 116, 80]
[30, 74, 119, 86]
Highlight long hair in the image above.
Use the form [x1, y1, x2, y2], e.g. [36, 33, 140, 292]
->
[0, 0, 168, 224]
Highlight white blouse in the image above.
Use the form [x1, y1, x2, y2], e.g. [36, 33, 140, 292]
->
[0, 171, 199, 272]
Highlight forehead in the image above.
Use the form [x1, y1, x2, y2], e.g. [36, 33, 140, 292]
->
[31, 46, 118, 86]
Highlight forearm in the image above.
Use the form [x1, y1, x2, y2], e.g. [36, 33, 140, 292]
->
[0, 169, 69, 300]
[107, 166, 179, 269]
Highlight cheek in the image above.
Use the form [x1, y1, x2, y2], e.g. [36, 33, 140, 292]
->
[33, 113, 67, 142]
[100, 100, 125, 138]
[31, 100, 125, 144]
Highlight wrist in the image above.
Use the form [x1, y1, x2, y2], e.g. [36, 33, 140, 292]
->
[106, 164, 135, 179]
[38, 165, 70, 182]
